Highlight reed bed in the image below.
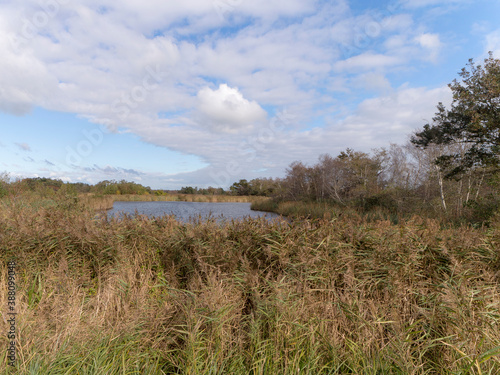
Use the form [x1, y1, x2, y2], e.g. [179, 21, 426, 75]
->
[1, 192, 500, 373]
[251, 199, 345, 220]
[251, 199, 416, 224]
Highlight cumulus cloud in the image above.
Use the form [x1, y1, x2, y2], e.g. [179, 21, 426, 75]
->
[415, 33, 442, 62]
[416, 33, 441, 49]
[196, 84, 267, 133]
[339, 86, 452, 141]
[131, 84, 453, 188]
[0, 0, 487, 188]
[0, 12, 59, 115]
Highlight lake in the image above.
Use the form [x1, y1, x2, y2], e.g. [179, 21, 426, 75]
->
[107, 201, 280, 222]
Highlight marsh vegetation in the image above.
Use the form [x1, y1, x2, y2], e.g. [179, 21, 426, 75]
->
[1, 54, 500, 373]
[1, 187, 500, 374]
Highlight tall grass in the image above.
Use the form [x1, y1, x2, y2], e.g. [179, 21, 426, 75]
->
[1, 192, 500, 373]
[251, 199, 346, 220]
[251, 199, 435, 225]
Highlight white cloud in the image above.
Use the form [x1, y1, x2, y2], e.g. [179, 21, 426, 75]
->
[274, 85, 453, 164]
[416, 33, 440, 49]
[0, 22, 58, 115]
[127, 84, 453, 188]
[353, 73, 392, 93]
[196, 84, 267, 133]
[415, 33, 442, 62]
[382, 14, 414, 32]
[0, 0, 488, 188]
[335, 53, 403, 72]
[347, 86, 452, 134]
[486, 29, 500, 57]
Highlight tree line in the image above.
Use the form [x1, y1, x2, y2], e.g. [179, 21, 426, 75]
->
[270, 53, 500, 222]
[1, 54, 498, 222]
[0, 177, 154, 197]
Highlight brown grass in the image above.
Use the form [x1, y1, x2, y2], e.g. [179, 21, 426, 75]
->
[1, 192, 500, 373]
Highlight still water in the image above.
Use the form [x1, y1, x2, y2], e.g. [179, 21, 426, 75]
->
[107, 201, 280, 223]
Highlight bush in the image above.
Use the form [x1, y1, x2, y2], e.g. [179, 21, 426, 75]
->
[462, 196, 500, 226]
[359, 192, 398, 212]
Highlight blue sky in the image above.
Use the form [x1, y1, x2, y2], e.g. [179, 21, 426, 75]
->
[1, 0, 499, 189]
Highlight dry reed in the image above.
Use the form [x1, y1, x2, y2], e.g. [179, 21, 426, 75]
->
[1, 192, 500, 373]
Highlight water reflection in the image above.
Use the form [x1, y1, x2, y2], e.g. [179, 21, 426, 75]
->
[107, 201, 280, 223]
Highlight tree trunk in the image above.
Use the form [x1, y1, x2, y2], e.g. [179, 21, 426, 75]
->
[465, 172, 472, 204]
[475, 171, 485, 200]
[435, 165, 447, 211]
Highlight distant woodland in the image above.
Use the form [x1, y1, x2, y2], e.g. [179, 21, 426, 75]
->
[2, 53, 500, 225]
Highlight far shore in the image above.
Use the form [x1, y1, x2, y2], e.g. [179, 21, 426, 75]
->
[81, 193, 271, 211]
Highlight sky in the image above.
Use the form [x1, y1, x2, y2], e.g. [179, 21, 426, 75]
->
[1, 0, 499, 189]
